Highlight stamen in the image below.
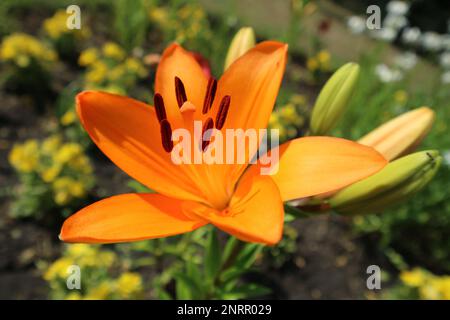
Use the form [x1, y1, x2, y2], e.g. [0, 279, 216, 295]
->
[160, 119, 173, 152]
[175, 76, 187, 108]
[202, 117, 214, 151]
[153, 93, 166, 122]
[215, 95, 231, 130]
[202, 77, 217, 114]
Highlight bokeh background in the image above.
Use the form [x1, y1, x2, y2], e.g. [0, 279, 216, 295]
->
[0, 0, 449, 299]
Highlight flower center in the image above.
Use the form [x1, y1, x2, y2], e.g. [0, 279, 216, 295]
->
[154, 76, 231, 154]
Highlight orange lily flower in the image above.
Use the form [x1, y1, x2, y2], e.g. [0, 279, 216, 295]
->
[60, 41, 387, 245]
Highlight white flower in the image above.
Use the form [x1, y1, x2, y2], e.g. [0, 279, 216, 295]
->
[442, 35, 450, 51]
[375, 64, 403, 83]
[440, 52, 450, 69]
[443, 150, 450, 166]
[384, 13, 408, 30]
[386, 1, 410, 16]
[372, 27, 397, 42]
[442, 71, 450, 84]
[421, 32, 442, 51]
[347, 16, 366, 34]
[395, 52, 418, 70]
[402, 27, 421, 45]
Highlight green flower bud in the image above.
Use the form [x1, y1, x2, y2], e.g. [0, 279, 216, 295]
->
[329, 150, 442, 215]
[310, 62, 360, 135]
[224, 27, 256, 71]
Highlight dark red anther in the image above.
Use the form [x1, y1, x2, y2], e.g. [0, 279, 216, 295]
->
[175, 76, 187, 108]
[202, 77, 217, 114]
[215, 95, 231, 130]
[153, 93, 166, 122]
[201, 117, 214, 151]
[160, 119, 173, 152]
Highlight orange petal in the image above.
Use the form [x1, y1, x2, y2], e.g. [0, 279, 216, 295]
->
[155, 43, 208, 124]
[76, 90, 205, 203]
[250, 136, 388, 201]
[60, 194, 207, 243]
[208, 41, 288, 198]
[186, 174, 284, 245]
[214, 41, 287, 131]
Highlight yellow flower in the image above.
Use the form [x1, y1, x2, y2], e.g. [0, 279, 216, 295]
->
[280, 103, 297, 120]
[116, 273, 143, 298]
[86, 61, 108, 84]
[15, 54, 30, 68]
[317, 50, 331, 68]
[44, 257, 73, 281]
[41, 165, 61, 183]
[307, 57, 318, 71]
[84, 282, 112, 300]
[54, 143, 83, 164]
[54, 190, 70, 205]
[52, 176, 87, 204]
[0, 33, 56, 65]
[43, 10, 90, 40]
[67, 244, 96, 258]
[66, 292, 82, 300]
[42, 135, 62, 155]
[43, 11, 68, 39]
[70, 181, 86, 198]
[68, 154, 93, 174]
[149, 7, 169, 27]
[109, 65, 126, 81]
[400, 268, 427, 287]
[9, 140, 40, 173]
[98, 251, 117, 268]
[61, 110, 77, 126]
[79, 48, 98, 67]
[394, 90, 408, 104]
[102, 42, 126, 61]
[419, 283, 441, 300]
[124, 57, 147, 77]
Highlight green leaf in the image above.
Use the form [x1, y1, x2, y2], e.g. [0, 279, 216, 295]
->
[174, 273, 203, 300]
[235, 243, 263, 269]
[205, 228, 221, 282]
[220, 267, 247, 284]
[222, 236, 239, 264]
[221, 283, 271, 299]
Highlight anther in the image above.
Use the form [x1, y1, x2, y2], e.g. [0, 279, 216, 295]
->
[202, 77, 217, 114]
[160, 119, 173, 152]
[215, 95, 231, 130]
[201, 117, 214, 151]
[175, 76, 187, 108]
[153, 93, 166, 122]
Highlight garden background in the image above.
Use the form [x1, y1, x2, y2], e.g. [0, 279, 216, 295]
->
[0, 0, 449, 299]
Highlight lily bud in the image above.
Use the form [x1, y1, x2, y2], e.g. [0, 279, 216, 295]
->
[224, 27, 256, 71]
[329, 150, 442, 215]
[310, 62, 360, 135]
[358, 107, 435, 161]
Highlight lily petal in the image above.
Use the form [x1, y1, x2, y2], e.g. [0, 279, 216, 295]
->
[76, 90, 206, 203]
[215, 41, 287, 131]
[60, 193, 207, 243]
[155, 43, 208, 123]
[187, 175, 284, 245]
[251, 136, 388, 201]
[210, 41, 288, 197]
